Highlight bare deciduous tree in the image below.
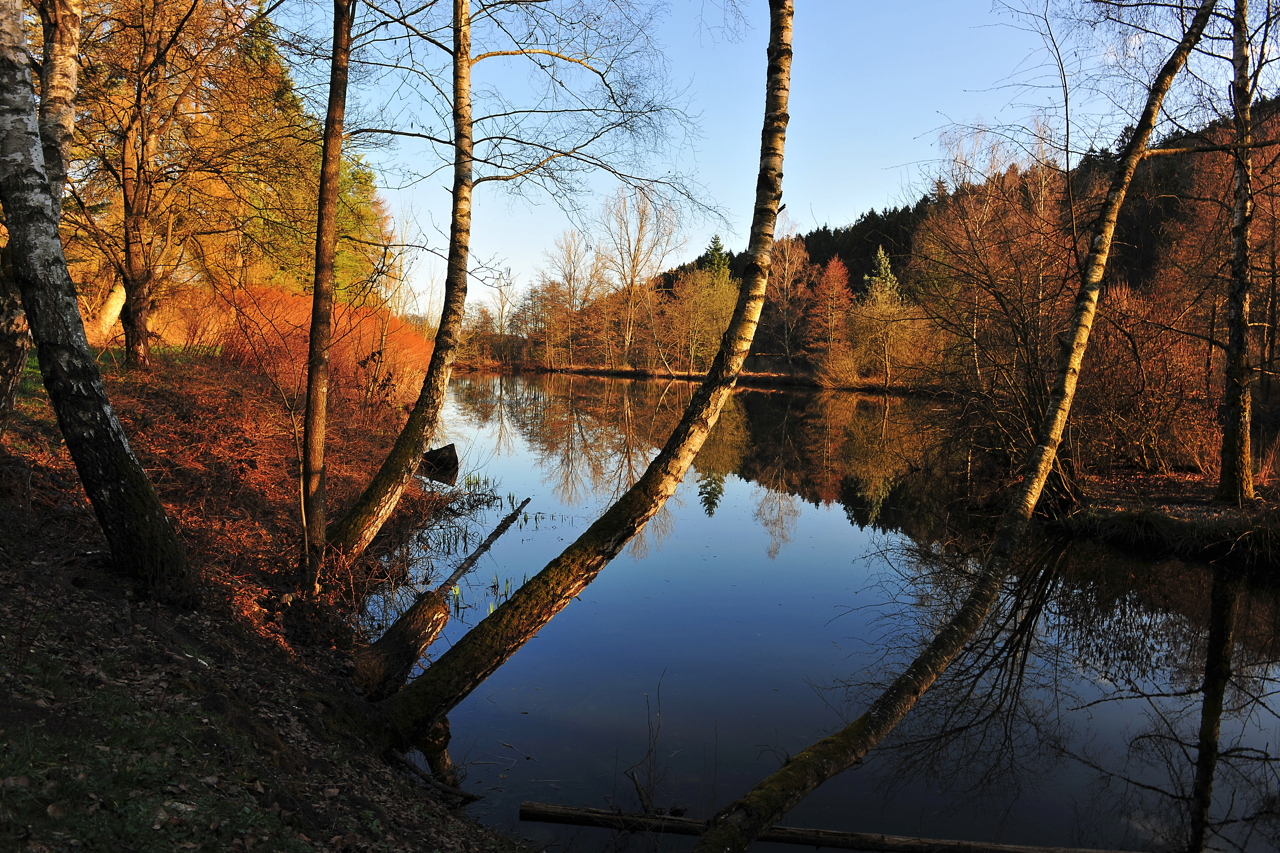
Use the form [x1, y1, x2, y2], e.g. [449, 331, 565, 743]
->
[327, 0, 695, 562]
[598, 185, 681, 367]
[375, 0, 792, 753]
[694, 2, 1217, 849]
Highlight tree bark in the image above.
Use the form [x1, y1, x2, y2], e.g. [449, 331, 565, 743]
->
[352, 497, 528, 701]
[0, 0, 80, 416]
[0, 250, 27, 415]
[302, 0, 357, 591]
[119, 36, 157, 369]
[692, 4, 1217, 851]
[1217, 0, 1255, 504]
[93, 281, 127, 341]
[327, 0, 474, 560]
[379, 0, 791, 749]
[36, 0, 80, 210]
[0, 0, 193, 603]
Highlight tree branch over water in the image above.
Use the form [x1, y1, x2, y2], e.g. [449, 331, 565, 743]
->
[692, 2, 1218, 850]
[378, 0, 792, 747]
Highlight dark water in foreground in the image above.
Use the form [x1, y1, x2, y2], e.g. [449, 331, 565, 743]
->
[363, 374, 1280, 852]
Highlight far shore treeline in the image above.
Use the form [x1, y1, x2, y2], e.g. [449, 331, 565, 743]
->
[462, 106, 1280, 495]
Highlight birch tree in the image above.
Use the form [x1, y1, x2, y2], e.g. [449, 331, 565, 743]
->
[374, 0, 792, 748]
[0, 0, 81, 414]
[0, 0, 192, 602]
[326, 0, 694, 563]
[598, 186, 681, 367]
[694, 2, 1218, 849]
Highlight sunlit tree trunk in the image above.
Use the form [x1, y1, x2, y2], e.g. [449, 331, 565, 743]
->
[0, 0, 81, 415]
[327, 0, 474, 559]
[693, 3, 1216, 850]
[380, 0, 791, 749]
[0, 0, 193, 603]
[119, 19, 163, 369]
[301, 0, 357, 591]
[1217, 0, 1255, 504]
[36, 0, 80, 207]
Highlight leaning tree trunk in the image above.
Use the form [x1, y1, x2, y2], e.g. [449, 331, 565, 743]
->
[36, 0, 80, 207]
[0, 0, 193, 604]
[353, 497, 528, 701]
[693, 3, 1218, 851]
[301, 0, 357, 591]
[380, 0, 792, 750]
[0, 0, 81, 416]
[1217, 0, 1255, 504]
[326, 0, 474, 560]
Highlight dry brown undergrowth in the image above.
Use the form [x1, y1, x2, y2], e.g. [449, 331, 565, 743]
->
[0, 352, 520, 853]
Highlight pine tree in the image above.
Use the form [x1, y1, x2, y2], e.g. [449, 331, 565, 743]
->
[703, 235, 731, 278]
[864, 245, 898, 303]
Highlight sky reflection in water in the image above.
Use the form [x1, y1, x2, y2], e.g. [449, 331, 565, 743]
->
[364, 374, 1280, 853]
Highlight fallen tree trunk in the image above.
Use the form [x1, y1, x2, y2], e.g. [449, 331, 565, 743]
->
[353, 497, 530, 700]
[519, 802, 1143, 853]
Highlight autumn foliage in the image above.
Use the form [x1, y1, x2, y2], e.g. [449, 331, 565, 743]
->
[140, 285, 434, 416]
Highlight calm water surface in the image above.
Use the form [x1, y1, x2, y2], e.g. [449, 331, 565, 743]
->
[365, 374, 1280, 852]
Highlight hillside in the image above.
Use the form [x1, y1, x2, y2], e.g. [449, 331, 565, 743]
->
[0, 355, 521, 853]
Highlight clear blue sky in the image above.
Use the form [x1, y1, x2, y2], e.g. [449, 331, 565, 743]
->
[383, 1, 1054, 313]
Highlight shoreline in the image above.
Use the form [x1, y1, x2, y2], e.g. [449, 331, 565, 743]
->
[453, 361, 934, 394]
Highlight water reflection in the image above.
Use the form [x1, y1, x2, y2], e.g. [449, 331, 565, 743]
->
[449, 375, 956, 546]
[851, 537, 1280, 851]
[382, 374, 1280, 852]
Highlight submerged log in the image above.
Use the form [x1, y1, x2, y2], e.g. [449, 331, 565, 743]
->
[353, 497, 530, 700]
[420, 443, 459, 486]
[519, 802, 1142, 853]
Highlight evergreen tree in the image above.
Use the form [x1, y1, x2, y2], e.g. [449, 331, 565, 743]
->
[864, 245, 899, 303]
[703, 235, 731, 278]
[697, 470, 725, 516]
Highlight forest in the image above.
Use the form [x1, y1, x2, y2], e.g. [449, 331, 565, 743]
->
[471, 102, 1280, 509]
[4, 1, 1280, 852]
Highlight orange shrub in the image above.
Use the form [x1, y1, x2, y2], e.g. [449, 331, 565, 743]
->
[160, 285, 433, 413]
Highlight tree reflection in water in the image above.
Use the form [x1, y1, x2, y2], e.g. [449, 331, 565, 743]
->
[445, 373, 1280, 851]
[843, 535, 1280, 852]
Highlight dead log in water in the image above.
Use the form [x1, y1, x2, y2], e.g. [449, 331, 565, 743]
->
[353, 497, 530, 700]
[519, 802, 1143, 853]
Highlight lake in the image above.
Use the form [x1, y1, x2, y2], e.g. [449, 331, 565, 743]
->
[363, 373, 1280, 852]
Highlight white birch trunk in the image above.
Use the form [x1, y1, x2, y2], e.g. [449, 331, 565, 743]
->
[0, 0, 193, 602]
